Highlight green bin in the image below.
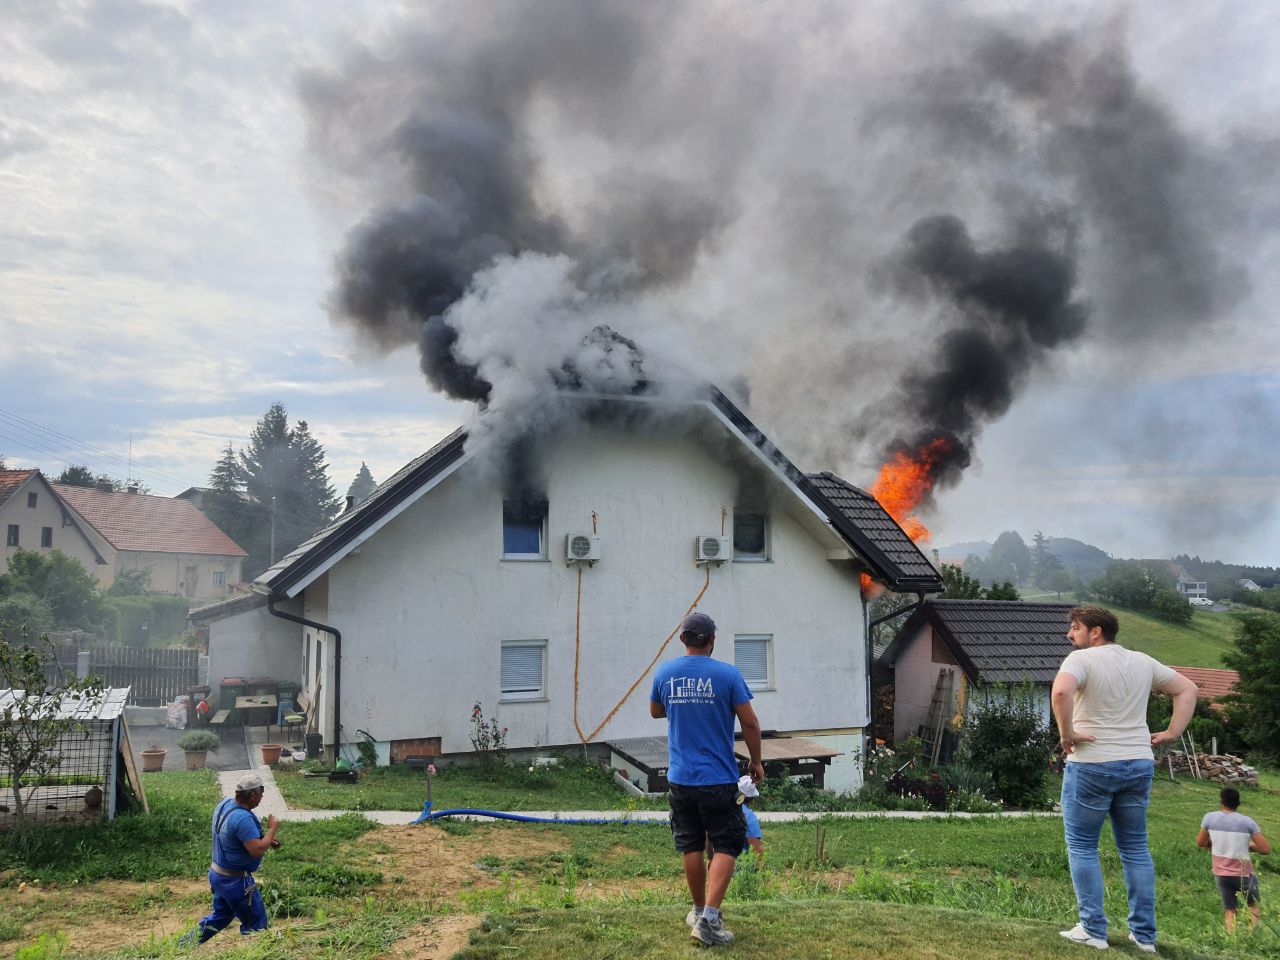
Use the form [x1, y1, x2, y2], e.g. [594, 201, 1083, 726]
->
[219, 677, 246, 726]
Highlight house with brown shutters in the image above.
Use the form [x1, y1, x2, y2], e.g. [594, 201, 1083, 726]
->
[50, 482, 247, 603]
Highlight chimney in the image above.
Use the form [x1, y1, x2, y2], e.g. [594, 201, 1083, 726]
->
[126, 484, 139, 495]
[95, 477, 114, 492]
[345, 495, 355, 513]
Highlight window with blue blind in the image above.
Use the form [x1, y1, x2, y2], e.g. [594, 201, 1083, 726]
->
[502, 499, 547, 559]
[501, 641, 546, 700]
[734, 634, 772, 690]
[733, 512, 769, 561]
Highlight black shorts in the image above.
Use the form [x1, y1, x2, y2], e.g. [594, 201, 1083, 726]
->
[1216, 874, 1261, 910]
[668, 783, 746, 856]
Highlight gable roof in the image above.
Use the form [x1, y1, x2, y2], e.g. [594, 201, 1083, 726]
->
[884, 599, 1075, 684]
[52, 484, 246, 557]
[1169, 666, 1239, 704]
[0, 469, 37, 507]
[256, 389, 941, 598]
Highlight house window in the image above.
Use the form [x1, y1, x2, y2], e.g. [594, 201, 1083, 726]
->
[734, 634, 772, 690]
[27, 492, 37, 508]
[500, 640, 546, 700]
[733, 511, 769, 561]
[6, 525, 18, 547]
[213, 571, 226, 588]
[502, 499, 547, 559]
[184, 565, 198, 597]
[41, 527, 53, 548]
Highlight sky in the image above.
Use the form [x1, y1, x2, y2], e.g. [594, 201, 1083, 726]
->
[1, 0, 1278, 566]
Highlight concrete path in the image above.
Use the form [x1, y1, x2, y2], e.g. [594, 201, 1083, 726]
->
[212, 766, 1059, 825]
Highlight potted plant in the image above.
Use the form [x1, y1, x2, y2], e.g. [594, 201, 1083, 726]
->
[178, 730, 221, 771]
[260, 742, 284, 766]
[141, 741, 166, 773]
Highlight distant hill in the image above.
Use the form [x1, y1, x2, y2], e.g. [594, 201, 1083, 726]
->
[1047, 537, 1113, 583]
[936, 540, 992, 561]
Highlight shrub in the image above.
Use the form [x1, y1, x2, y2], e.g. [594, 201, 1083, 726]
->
[961, 683, 1056, 808]
[469, 702, 507, 772]
[177, 730, 220, 753]
[1150, 589, 1193, 624]
[102, 595, 191, 646]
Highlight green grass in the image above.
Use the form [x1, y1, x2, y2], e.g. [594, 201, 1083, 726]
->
[274, 756, 667, 812]
[1112, 607, 1238, 668]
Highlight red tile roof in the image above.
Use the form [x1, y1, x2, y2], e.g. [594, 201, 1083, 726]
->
[0, 469, 36, 506]
[1170, 666, 1239, 703]
[52, 484, 246, 557]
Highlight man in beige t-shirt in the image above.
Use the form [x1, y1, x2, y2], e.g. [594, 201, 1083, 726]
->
[1050, 605, 1197, 953]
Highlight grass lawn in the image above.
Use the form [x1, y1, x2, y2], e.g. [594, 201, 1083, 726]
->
[1, 769, 1277, 958]
[1111, 607, 1239, 669]
[274, 756, 667, 812]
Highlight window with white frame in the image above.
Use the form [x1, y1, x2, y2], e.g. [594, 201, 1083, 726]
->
[502, 499, 547, 559]
[734, 634, 772, 689]
[212, 571, 226, 588]
[733, 511, 769, 561]
[500, 640, 546, 700]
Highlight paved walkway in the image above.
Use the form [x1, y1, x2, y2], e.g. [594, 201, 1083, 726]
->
[213, 765, 1059, 825]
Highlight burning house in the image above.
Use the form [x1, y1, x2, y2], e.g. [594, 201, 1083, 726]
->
[194, 386, 940, 792]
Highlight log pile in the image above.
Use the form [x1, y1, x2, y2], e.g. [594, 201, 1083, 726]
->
[1165, 752, 1259, 786]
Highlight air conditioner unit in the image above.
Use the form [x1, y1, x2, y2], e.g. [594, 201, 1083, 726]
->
[695, 535, 733, 563]
[564, 534, 602, 563]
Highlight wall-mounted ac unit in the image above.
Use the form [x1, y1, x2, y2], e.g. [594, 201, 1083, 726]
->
[564, 534, 602, 563]
[695, 536, 732, 563]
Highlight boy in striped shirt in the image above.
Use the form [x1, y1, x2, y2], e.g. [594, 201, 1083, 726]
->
[1196, 787, 1272, 932]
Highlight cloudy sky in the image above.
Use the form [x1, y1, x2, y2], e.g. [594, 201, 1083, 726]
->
[1, 0, 1277, 565]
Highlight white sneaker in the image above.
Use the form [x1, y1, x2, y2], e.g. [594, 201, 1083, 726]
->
[686, 908, 700, 928]
[691, 915, 735, 947]
[1060, 924, 1109, 950]
[1127, 933, 1156, 954]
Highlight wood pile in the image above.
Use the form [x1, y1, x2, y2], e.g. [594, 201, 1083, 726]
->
[1166, 752, 1259, 786]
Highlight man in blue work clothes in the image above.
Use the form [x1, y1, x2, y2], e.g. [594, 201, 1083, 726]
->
[651, 611, 764, 947]
[180, 772, 280, 946]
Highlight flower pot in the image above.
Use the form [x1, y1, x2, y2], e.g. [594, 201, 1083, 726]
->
[261, 743, 284, 765]
[141, 749, 166, 773]
[184, 750, 208, 771]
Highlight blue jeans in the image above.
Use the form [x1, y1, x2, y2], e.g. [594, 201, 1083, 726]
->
[1061, 759, 1156, 944]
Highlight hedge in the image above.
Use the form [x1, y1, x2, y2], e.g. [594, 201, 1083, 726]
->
[102, 595, 191, 646]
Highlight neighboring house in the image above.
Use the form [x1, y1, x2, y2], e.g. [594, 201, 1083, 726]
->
[1169, 666, 1239, 709]
[883, 599, 1075, 745]
[1237, 578, 1263, 593]
[191, 389, 941, 791]
[0, 469, 110, 581]
[52, 482, 246, 603]
[1175, 575, 1208, 600]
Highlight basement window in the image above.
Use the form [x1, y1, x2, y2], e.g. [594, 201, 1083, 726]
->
[500, 640, 546, 701]
[502, 499, 547, 560]
[734, 634, 773, 690]
[733, 511, 769, 561]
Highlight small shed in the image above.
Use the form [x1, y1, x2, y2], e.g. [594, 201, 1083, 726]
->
[0, 687, 137, 828]
[882, 601, 1074, 749]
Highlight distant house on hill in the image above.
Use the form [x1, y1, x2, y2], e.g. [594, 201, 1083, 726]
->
[883, 599, 1074, 746]
[53, 482, 246, 603]
[1237, 578, 1262, 593]
[0, 469, 108, 579]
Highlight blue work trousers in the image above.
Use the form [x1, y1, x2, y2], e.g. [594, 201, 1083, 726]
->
[1061, 759, 1157, 946]
[195, 869, 269, 941]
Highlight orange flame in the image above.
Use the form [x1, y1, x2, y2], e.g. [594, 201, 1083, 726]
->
[870, 438, 953, 544]
[860, 571, 886, 602]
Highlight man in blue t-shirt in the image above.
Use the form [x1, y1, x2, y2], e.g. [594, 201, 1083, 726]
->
[180, 772, 281, 945]
[651, 611, 763, 947]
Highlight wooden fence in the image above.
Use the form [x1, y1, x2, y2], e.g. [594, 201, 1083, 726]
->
[39, 644, 199, 705]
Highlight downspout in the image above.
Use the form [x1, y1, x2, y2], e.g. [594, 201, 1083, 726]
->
[267, 595, 342, 759]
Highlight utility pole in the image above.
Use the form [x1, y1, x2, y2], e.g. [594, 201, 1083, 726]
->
[270, 496, 277, 564]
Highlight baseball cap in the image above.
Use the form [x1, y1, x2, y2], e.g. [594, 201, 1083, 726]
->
[235, 773, 265, 792]
[679, 612, 716, 642]
[737, 774, 759, 799]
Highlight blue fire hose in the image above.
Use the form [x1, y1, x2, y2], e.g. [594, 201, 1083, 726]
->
[412, 802, 666, 826]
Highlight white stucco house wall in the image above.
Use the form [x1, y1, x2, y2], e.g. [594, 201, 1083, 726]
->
[883, 599, 1075, 748]
[192, 389, 941, 793]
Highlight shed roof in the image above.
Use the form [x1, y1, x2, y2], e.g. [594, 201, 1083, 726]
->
[884, 599, 1075, 685]
[1170, 666, 1239, 704]
[0, 686, 130, 721]
[52, 484, 246, 557]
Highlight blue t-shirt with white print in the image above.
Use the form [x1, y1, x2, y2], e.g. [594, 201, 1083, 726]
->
[650, 654, 752, 786]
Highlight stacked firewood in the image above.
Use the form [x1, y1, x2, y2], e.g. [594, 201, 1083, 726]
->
[1165, 752, 1259, 786]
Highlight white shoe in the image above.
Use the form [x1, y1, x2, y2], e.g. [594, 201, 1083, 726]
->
[691, 915, 735, 947]
[1127, 933, 1156, 954]
[1060, 924, 1108, 950]
[686, 908, 700, 928]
